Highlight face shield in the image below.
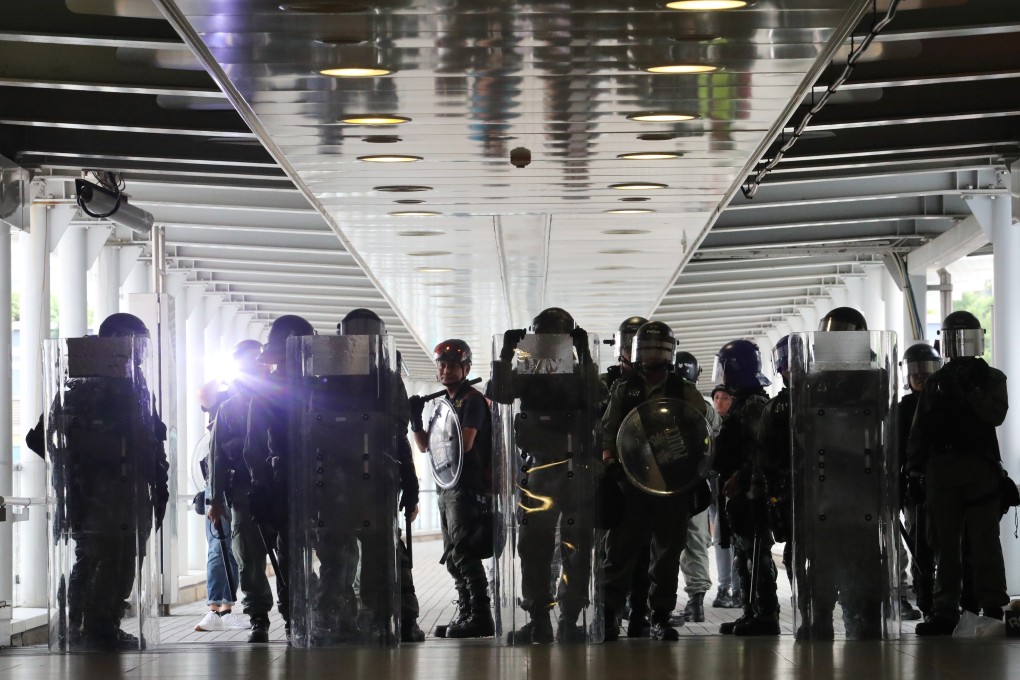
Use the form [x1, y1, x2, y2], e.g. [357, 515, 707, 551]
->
[939, 328, 985, 359]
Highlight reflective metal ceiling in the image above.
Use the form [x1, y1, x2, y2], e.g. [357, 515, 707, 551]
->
[3, 0, 1019, 380]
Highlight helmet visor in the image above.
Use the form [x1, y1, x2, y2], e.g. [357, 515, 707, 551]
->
[633, 338, 674, 367]
[711, 356, 724, 385]
[941, 328, 984, 358]
[772, 342, 789, 375]
[905, 358, 942, 377]
[614, 330, 636, 360]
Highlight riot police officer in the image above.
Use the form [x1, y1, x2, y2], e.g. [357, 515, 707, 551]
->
[411, 339, 495, 638]
[898, 342, 941, 620]
[601, 316, 647, 397]
[242, 314, 315, 641]
[907, 311, 1009, 635]
[206, 339, 274, 642]
[47, 312, 169, 650]
[713, 338, 779, 636]
[490, 307, 602, 644]
[601, 321, 710, 641]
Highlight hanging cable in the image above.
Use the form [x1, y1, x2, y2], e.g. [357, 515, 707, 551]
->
[741, 0, 902, 199]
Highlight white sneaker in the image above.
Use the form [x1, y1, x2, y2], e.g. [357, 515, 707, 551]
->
[195, 611, 224, 632]
[220, 612, 250, 630]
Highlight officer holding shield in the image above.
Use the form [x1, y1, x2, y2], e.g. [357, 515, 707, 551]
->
[490, 307, 603, 644]
[411, 339, 495, 638]
[600, 321, 710, 641]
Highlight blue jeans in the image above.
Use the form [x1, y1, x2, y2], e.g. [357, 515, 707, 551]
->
[206, 514, 240, 606]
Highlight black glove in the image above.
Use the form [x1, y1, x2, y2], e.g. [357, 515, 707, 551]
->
[408, 395, 426, 433]
[602, 456, 625, 484]
[155, 503, 167, 532]
[570, 327, 591, 363]
[905, 475, 926, 505]
[597, 458, 626, 530]
[500, 329, 526, 362]
[399, 490, 419, 516]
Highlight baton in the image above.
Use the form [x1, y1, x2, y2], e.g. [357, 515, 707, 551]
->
[256, 522, 287, 591]
[421, 377, 482, 402]
[214, 517, 238, 597]
[405, 514, 414, 569]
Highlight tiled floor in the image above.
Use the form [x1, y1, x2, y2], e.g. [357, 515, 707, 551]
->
[4, 538, 1018, 679]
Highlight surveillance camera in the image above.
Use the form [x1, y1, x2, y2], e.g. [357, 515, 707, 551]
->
[75, 178, 154, 236]
[510, 147, 531, 168]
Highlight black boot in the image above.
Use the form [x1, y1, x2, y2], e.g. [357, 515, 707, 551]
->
[434, 591, 471, 638]
[603, 609, 620, 642]
[683, 593, 706, 623]
[508, 609, 554, 645]
[446, 597, 495, 638]
[627, 606, 651, 638]
[649, 609, 680, 641]
[401, 619, 426, 643]
[247, 615, 270, 643]
[915, 613, 958, 636]
[720, 606, 754, 635]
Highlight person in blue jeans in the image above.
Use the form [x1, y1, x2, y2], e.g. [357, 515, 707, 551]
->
[196, 511, 247, 632]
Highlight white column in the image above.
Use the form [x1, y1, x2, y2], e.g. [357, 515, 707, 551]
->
[122, 258, 150, 302]
[995, 162, 1020, 592]
[94, 245, 120, 323]
[17, 203, 52, 607]
[883, 269, 905, 344]
[203, 296, 223, 384]
[56, 224, 88, 338]
[862, 266, 888, 333]
[218, 305, 237, 362]
[184, 286, 207, 572]
[1, 225, 13, 608]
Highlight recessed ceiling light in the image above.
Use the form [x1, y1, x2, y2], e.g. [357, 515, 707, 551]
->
[600, 249, 642, 255]
[638, 133, 680, 142]
[596, 265, 636, 270]
[617, 152, 682, 160]
[644, 64, 718, 74]
[620, 196, 651, 202]
[398, 230, 444, 237]
[628, 112, 699, 123]
[320, 66, 393, 77]
[408, 251, 451, 257]
[314, 37, 370, 46]
[280, 2, 370, 11]
[358, 154, 422, 163]
[340, 114, 410, 125]
[362, 136, 401, 143]
[423, 281, 454, 286]
[417, 267, 454, 273]
[389, 210, 440, 216]
[603, 229, 651, 235]
[395, 199, 425, 204]
[609, 182, 668, 190]
[666, 0, 748, 9]
[374, 185, 432, 192]
[604, 208, 655, 214]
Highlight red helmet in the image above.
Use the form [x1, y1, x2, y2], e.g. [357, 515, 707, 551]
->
[433, 339, 471, 365]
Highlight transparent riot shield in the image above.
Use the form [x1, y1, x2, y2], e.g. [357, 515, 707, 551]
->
[286, 334, 401, 647]
[427, 398, 463, 489]
[490, 331, 604, 644]
[789, 330, 900, 640]
[616, 398, 714, 496]
[43, 335, 161, 652]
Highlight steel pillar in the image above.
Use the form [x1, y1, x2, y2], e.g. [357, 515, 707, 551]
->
[1, 224, 12, 609]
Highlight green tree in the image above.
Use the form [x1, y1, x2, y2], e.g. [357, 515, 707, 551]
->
[10, 291, 18, 322]
[953, 282, 992, 362]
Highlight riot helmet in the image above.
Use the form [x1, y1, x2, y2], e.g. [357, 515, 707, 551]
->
[713, 339, 770, 389]
[530, 307, 575, 334]
[233, 339, 262, 362]
[674, 351, 702, 383]
[772, 335, 790, 377]
[818, 307, 868, 332]
[631, 321, 676, 369]
[260, 314, 314, 365]
[434, 339, 471, 386]
[614, 316, 648, 363]
[98, 313, 149, 338]
[338, 308, 385, 336]
[901, 342, 942, 391]
[938, 310, 984, 359]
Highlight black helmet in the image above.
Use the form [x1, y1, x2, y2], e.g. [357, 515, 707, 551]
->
[901, 342, 942, 378]
[614, 316, 648, 360]
[260, 314, 314, 364]
[818, 307, 868, 332]
[713, 339, 770, 389]
[674, 351, 701, 383]
[339, 308, 385, 336]
[938, 310, 984, 358]
[632, 321, 676, 368]
[772, 335, 791, 376]
[434, 339, 471, 366]
[530, 307, 575, 334]
[233, 339, 262, 361]
[98, 313, 149, 338]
